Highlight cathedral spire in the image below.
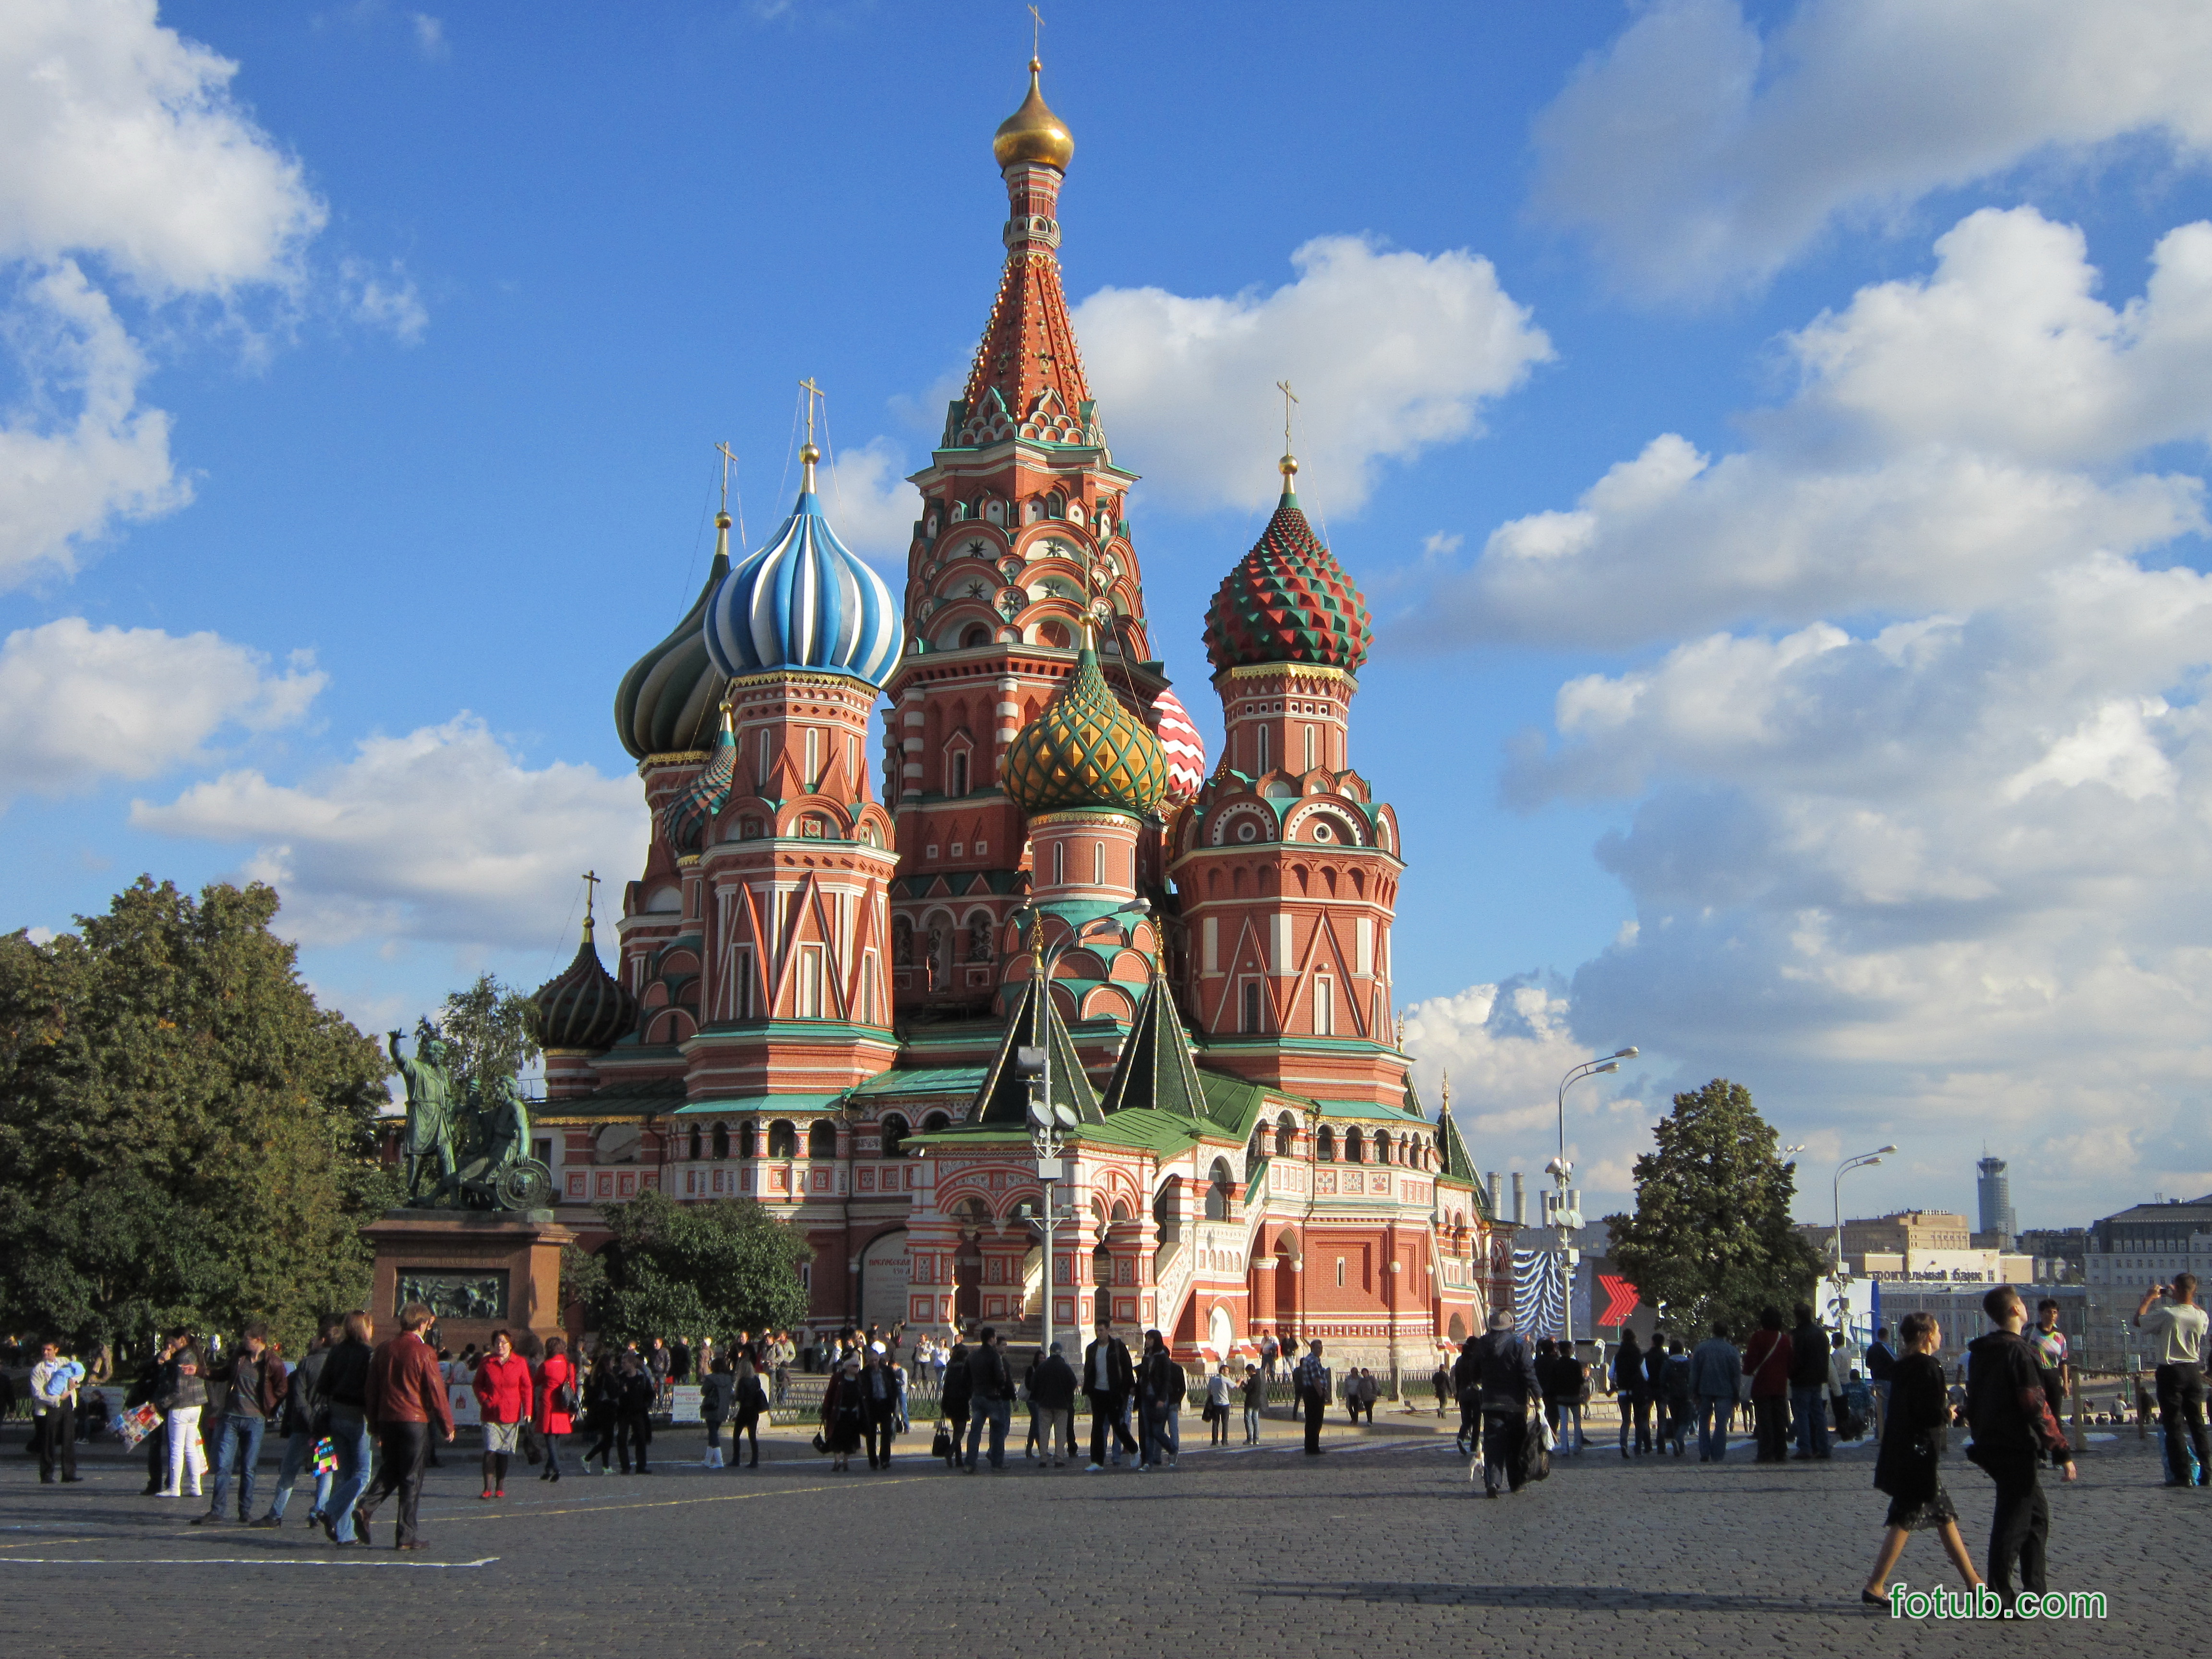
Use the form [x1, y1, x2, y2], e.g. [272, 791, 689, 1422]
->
[952, 55, 1092, 450]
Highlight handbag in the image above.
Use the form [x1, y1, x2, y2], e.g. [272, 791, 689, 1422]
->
[1738, 1338, 1781, 1404]
[931, 1419, 953, 1458]
[520, 1421, 544, 1465]
[810, 1431, 828, 1455]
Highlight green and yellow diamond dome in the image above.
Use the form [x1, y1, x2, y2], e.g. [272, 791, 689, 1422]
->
[1005, 645, 1169, 818]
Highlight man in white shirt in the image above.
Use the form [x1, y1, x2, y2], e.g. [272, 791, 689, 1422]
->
[2136, 1274, 2211, 1486]
[30, 1340, 84, 1484]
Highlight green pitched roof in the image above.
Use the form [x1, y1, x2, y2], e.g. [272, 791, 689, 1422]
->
[1097, 974, 1207, 1121]
[966, 975, 1103, 1127]
[1422, 1081, 1486, 1211]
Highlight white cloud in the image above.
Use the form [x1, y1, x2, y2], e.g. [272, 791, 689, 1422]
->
[1403, 976, 1649, 1199]
[817, 435, 916, 562]
[0, 0, 325, 294]
[340, 255, 427, 345]
[1534, 0, 2212, 300]
[0, 261, 186, 583]
[0, 615, 322, 802]
[410, 13, 447, 61]
[1072, 235, 1550, 513]
[1404, 206, 2212, 1220]
[0, 0, 327, 583]
[1411, 207, 2212, 649]
[133, 716, 649, 952]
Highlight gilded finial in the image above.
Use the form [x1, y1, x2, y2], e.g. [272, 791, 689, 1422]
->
[580, 869, 601, 942]
[1277, 380, 1300, 496]
[993, 43, 1075, 171]
[798, 378, 823, 493]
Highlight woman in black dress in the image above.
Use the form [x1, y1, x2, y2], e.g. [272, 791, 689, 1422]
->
[1862, 1312, 1985, 1603]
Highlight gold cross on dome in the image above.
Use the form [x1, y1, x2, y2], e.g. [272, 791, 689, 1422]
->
[798, 377, 823, 447]
[1277, 379, 1299, 452]
[1030, 5, 1043, 58]
[715, 442, 737, 513]
[581, 869, 601, 920]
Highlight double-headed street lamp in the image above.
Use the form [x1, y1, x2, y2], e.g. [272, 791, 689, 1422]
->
[1551, 1047, 1637, 1349]
[1831, 1145, 1899, 1288]
[1010, 897, 1151, 1361]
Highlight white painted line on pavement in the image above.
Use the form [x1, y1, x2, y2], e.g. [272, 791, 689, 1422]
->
[0, 1555, 501, 1567]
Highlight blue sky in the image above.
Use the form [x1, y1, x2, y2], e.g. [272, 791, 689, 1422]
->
[10, 0, 2212, 1229]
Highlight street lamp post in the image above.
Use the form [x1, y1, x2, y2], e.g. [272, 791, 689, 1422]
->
[1829, 1145, 1899, 1337]
[1551, 1048, 1637, 1349]
[1012, 896, 1151, 1360]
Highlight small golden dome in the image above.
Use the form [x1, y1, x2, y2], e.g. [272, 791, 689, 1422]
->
[993, 58, 1074, 171]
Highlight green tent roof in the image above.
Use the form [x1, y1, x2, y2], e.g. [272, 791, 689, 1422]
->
[966, 974, 1103, 1128]
[1097, 974, 1207, 1121]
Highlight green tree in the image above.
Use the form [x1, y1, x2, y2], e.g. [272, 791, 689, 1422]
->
[576, 1191, 811, 1343]
[1605, 1078, 1824, 1338]
[417, 973, 539, 1099]
[0, 878, 396, 1355]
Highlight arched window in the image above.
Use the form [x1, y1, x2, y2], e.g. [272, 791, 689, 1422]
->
[880, 1115, 909, 1160]
[1316, 1126, 1336, 1162]
[1275, 1113, 1296, 1158]
[687, 1127, 702, 1161]
[948, 748, 969, 797]
[1241, 980, 1262, 1034]
[922, 1112, 951, 1133]
[739, 1119, 758, 1158]
[1345, 1127, 1365, 1164]
[1371, 1130, 1389, 1165]
[767, 1119, 797, 1158]
[961, 624, 991, 649]
[711, 1122, 729, 1160]
[1248, 1123, 1268, 1163]
[807, 1120, 838, 1160]
[1046, 492, 1066, 519]
[1205, 1158, 1233, 1221]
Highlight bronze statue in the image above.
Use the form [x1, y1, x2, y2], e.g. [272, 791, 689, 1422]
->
[390, 1030, 552, 1211]
[389, 1030, 457, 1202]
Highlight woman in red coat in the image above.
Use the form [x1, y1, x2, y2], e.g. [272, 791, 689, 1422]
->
[471, 1329, 533, 1499]
[533, 1337, 576, 1485]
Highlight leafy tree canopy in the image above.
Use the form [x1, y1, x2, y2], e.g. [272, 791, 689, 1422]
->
[1604, 1077, 1824, 1339]
[570, 1191, 811, 1344]
[415, 973, 539, 1098]
[0, 878, 398, 1356]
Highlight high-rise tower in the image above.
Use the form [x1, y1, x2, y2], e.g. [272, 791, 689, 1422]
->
[1976, 1154, 2016, 1251]
[884, 58, 1173, 1018]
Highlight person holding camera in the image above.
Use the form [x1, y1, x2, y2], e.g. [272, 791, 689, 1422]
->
[2137, 1274, 2211, 1486]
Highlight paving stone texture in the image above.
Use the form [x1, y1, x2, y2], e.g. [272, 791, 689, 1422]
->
[0, 1411, 2198, 1658]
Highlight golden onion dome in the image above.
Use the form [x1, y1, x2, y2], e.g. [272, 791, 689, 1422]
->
[993, 58, 1074, 171]
[1005, 645, 1167, 818]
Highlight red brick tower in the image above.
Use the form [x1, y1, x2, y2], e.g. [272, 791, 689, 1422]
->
[885, 57, 1172, 1018]
[1168, 456, 1408, 1108]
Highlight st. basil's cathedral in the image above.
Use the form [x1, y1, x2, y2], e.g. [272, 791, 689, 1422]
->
[531, 58, 1515, 1371]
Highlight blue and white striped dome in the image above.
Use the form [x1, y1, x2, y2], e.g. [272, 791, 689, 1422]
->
[704, 469, 903, 687]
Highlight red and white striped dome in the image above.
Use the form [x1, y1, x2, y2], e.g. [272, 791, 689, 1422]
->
[1148, 686, 1207, 803]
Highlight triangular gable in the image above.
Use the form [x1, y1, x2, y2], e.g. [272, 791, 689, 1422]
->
[1097, 972, 1208, 1121]
[1422, 1080, 1486, 1209]
[967, 974, 1102, 1127]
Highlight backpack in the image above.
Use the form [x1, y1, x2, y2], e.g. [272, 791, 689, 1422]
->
[1162, 1361, 1187, 1408]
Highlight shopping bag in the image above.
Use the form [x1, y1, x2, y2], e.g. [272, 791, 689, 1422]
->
[117, 1402, 162, 1451]
[312, 1436, 339, 1475]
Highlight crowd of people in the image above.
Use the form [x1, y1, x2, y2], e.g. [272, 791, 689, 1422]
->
[12, 1270, 2204, 1610]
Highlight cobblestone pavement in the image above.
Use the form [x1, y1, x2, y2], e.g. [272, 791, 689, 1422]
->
[1, 1412, 2199, 1657]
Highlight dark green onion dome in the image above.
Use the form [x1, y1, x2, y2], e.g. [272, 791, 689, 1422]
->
[614, 511, 732, 761]
[1202, 459, 1373, 673]
[660, 701, 735, 855]
[1004, 644, 1169, 817]
[533, 917, 638, 1051]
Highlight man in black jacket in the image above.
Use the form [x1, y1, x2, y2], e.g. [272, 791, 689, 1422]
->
[1470, 1310, 1542, 1497]
[1787, 1305, 1832, 1461]
[1028, 1341, 1079, 1467]
[1082, 1320, 1137, 1471]
[1966, 1286, 2077, 1609]
[318, 1312, 374, 1546]
[963, 1328, 1014, 1472]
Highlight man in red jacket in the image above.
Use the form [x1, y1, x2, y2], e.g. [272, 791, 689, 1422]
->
[353, 1302, 454, 1550]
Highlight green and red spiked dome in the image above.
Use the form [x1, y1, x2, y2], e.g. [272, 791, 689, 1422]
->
[1202, 457, 1373, 674]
